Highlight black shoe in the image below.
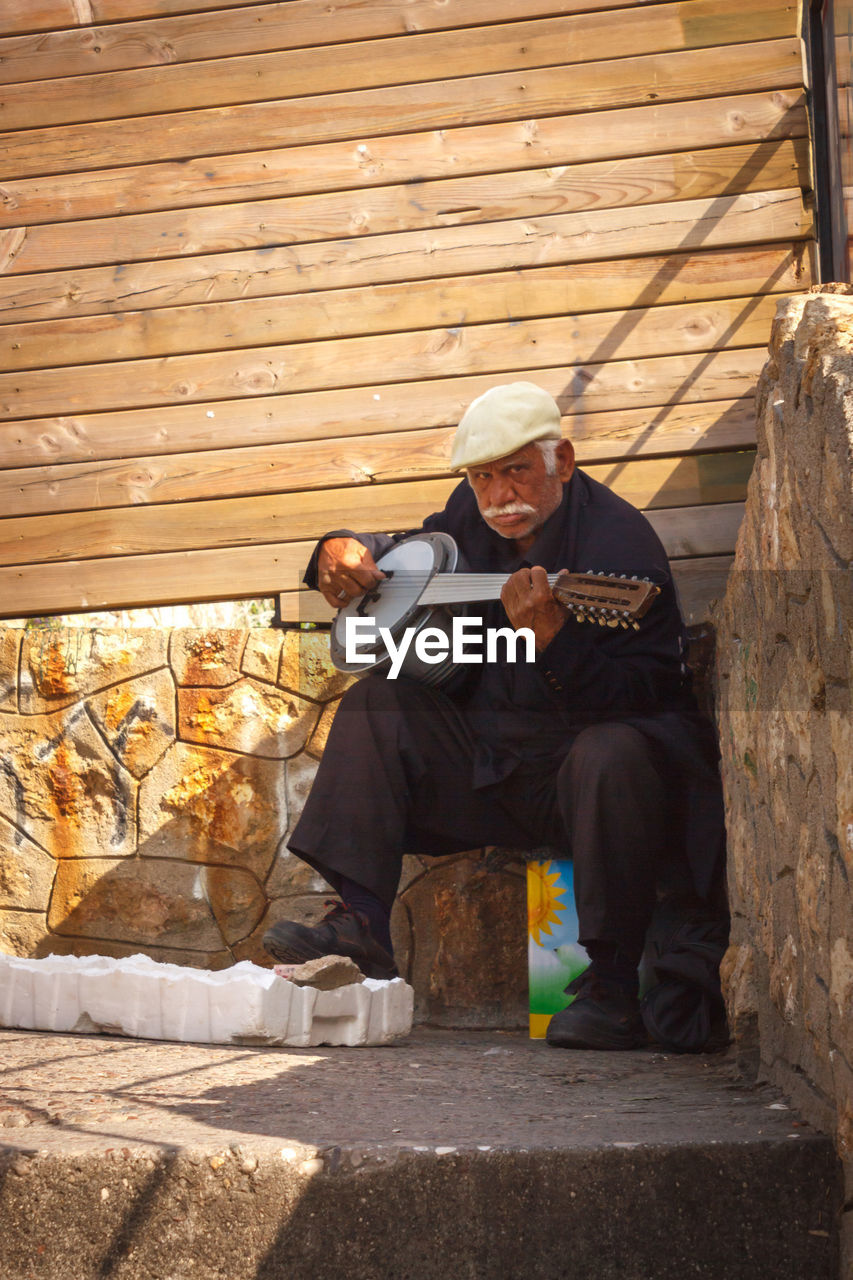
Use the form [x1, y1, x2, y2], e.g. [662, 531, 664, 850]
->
[545, 969, 646, 1050]
[263, 901, 398, 981]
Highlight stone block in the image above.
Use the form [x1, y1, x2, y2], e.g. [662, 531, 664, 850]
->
[282, 751, 318, 835]
[265, 848, 327, 898]
[138, 742, 286, 884]
[202, 865, 266, 946]
[20, 630, 168, 712]
[0, 629, 21, 714]
[276, 955, 363, 989]
[47, 858, 226, 950]
[720, 939, 759, 1067]
[306, 697, 343, 759]
[399, 856, 527, 1028]
[0, 909, 49, 957]
[715, 293, 853, 1220]
[0, 815, 56, 911]
[830, 936, 853, 1031]
[178, 678, 317, 759]
[170, 629, 245, 687]
[241, 630, 284, 683]
[278, 629, 352, 702]
[35, 935, 233, 969]
[87, 668, 176, 779]
[0, 707, 137, 860]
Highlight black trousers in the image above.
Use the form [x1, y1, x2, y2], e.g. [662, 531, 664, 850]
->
[289, 676, 681, 964]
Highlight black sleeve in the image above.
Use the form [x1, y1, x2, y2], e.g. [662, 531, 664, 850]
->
[534, 578, 691, 717]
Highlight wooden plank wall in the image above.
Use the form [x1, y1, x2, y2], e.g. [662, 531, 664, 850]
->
[0, 0, 814, 622]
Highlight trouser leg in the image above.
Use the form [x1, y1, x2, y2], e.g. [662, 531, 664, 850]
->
[288, 676, 545, 907]
[556, 721, 668, 964]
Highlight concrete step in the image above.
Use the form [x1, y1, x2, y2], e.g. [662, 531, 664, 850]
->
[0, 1027, 840, 1280]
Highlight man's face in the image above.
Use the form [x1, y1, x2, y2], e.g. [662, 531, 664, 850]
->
[465, 440, 575, 550]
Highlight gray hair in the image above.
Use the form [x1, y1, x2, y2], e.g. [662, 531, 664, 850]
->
[536, 439, 560, 475]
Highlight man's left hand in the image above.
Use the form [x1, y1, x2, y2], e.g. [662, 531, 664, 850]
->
[501, 566, 568, 652]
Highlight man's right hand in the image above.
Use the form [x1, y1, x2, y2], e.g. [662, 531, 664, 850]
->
[317, 537, 386, 608]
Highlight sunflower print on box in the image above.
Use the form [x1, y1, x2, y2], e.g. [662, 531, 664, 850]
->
[527, 859, 589, 1038]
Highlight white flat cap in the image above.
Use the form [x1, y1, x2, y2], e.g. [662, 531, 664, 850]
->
[450, 382, 562, 470]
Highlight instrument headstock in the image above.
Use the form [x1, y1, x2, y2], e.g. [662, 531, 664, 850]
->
[552, 571, 660, 630]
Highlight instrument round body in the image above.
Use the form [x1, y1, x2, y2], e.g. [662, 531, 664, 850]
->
[329, 532, 462, 687]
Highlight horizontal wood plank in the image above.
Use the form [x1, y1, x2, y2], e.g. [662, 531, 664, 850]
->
[0, 226, 811, 331]
[0, 504, 745, 619]
[0, 89, 806, 229]
[0, 0, 665, 41]
[0, 190, 811, 326]
[1, 138, 808, 279]
[671, 554, 735, 624]
[0, 0, 794, 84]
[646, 501, 744, 557]
[0, 0, 272, 37]
[0, 39, 803, 179]
[0, 3, 797, 130]
[0, 453, 753, 568]
[0, 350, 767, 468]
[0, 234, 809, 336]
[0, 499, 742, 618]
[0, 399, 756, 515]
[0, 239, 807, 373]
[0, 293, 780, 420]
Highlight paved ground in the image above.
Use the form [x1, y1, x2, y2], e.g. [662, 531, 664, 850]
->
[0, 1026, 841, 1280]
[0, 1024, 819, 1154]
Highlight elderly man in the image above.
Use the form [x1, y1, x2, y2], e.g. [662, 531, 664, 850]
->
[264, 383, 726, 1051]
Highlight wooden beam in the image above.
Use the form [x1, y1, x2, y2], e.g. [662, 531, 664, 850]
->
[0, 236, 807, 373]
[0, 3, 798, 130]
[671, 554, 735, 624]
[646, 501, 744, 556]
[0, 89, 806, 229]
[0, 452, 753, 568]
[0, 196, 811, 329]
[0, 39, 803, 179]
[0, 503, 745, 618]
[0, 191, 811, 338]
[0, 0, 795, 84]
[0, 400, 757, 516]
[0, 350, 767, 468]
[0, 0, 671, 42]
[0, 139, 809, 280]
[0, 293, 780, 420]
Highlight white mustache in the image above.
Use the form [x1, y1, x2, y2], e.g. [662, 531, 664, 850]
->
[482, 501, 537, 518]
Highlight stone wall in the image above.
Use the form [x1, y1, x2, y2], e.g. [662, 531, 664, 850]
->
[716, 289, 853, 1262]
[0, 627, 526, 1027]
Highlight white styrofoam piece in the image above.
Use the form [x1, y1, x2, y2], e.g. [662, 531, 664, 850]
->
[0, 953, 413, 1047]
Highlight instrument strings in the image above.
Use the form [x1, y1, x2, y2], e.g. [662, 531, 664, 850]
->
[419, 572, 560, 605]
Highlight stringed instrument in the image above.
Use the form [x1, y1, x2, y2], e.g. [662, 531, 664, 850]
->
[329, 533, 660, 686]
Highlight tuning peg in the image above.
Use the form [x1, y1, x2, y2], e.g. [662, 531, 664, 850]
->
[632, 621, 640, 631]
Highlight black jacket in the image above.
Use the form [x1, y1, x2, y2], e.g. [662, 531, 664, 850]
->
[306, 470, 726, 897]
